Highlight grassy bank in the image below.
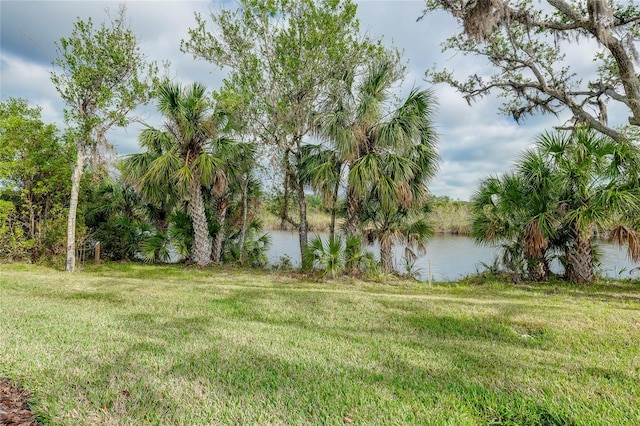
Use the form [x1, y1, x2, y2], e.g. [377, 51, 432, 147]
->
[260, 202, 472, 234]
[1, 263, 639, 425]
[261, 210, 338, 232]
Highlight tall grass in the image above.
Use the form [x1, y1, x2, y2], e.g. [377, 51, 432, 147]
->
[261, 209, 338, 232]
[260, 196, 472, 235]
[1, 263, 639, 425]
[429, 197, 472, 235]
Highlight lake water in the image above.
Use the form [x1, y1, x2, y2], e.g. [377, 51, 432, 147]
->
[266, 231, 638, 281]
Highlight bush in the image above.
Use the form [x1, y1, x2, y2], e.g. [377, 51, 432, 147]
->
[0, 200, 30, 261]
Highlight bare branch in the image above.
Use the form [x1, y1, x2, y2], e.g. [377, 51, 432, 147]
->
[423, 0, 640, 141]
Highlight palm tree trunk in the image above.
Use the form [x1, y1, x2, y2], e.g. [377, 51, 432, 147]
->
[528, 258, 548, 281]
[329, 176, 340, 240]
[380, 234, 393, 274]
[295, 179, 310, 271]
[566, 225, 595, 284]
[66, 145, 86, 272]
[212, 197, 228, 265]
[345, 184, 362, 275]
[280, 153, 290, 230]
[289, 145, 310, 270]
[345, 184, 360, 236]
[187, 172, 211, 267]
[238, 180, 249, 263]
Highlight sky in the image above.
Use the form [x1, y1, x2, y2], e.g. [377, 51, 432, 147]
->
[0, 0, 601, 200]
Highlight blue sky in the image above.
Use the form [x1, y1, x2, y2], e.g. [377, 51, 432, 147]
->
[0, 0, 584, 200]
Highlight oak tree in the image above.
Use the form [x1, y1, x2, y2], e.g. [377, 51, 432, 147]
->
[422, 0, 640, 142]
[0, 99, 73, 259]
[50, 5, 157, 271]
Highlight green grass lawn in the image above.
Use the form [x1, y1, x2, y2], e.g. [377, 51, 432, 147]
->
[1, 263, 639, 425]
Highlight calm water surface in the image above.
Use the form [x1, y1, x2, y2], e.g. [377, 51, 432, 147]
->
[266, 231, 638, 281]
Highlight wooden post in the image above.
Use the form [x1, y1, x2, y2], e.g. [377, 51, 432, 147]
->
[95, 241, 101, 264]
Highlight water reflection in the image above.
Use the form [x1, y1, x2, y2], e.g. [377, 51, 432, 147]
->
[266, 231, 638, 281]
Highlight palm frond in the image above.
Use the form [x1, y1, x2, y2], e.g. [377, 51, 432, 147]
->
[404, 216, 433, 253]
[138, 128, 172, 153]
[194, 152, 224, 187]
[349, 153, 380, 196]
[523, 219, 547, 258]
[377, 88, 437, 150]
[144, 150, 181, 188]
[356, 59, 395, 124]
[174, 165, 195, 192]
[608, 225, 640, 262]
[140, 231, 172, 263]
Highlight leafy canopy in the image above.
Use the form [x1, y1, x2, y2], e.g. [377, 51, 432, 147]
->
[50, 4, 158, 151]
[422, 0, 640, 142]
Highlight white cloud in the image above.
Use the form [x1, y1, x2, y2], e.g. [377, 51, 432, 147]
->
[0, 0, 619, 200]
[0, 52, 57, 99]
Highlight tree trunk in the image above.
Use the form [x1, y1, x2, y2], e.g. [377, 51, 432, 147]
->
[42, 197, 51, 239]
[238, 180, 249, 263]
[380, 234, 393, 274]
[288, 146, 310, 270]
[566, 226, 595, 284]
[280, 153, 290, 230]
[345, 184, 362, 275]
[27, 193, 35, 239]
[329, 175, 340, 240]
[211, 197, 228, 265]
[345, 184, 360, 236]
[591, 7, 640, 126]
[66, 145, 86, 272]
[528, 258, 548, 281]
[295, 178, 310, 271]
[187, 172, 212, 267]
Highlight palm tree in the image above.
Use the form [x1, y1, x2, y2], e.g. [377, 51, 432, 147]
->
[299, 143, 343, 240]
[84, 179, 150, 261]
[321, 59, 401, 237]
[537, 129, 640, 283]
[206, 137, 234, 265]
[361, 200, 434, 274]
[207, 139, 259, 265]
[349, 89, 439, 274]
[472, 128, 640, 283]
[123, 82, 225, 267]
[472, 140, 566, 283]
[319, 60, 440, 274]
[120, 130, 179, 234]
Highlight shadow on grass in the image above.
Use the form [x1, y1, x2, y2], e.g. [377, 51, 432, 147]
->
[193, 290, 557, 352]
[77, 329, 587, 425]
[60, 290, 126, 305]
[80, 295, 589, 423]
[510, 281, 640, 304]
[21, 284, 637, 424]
